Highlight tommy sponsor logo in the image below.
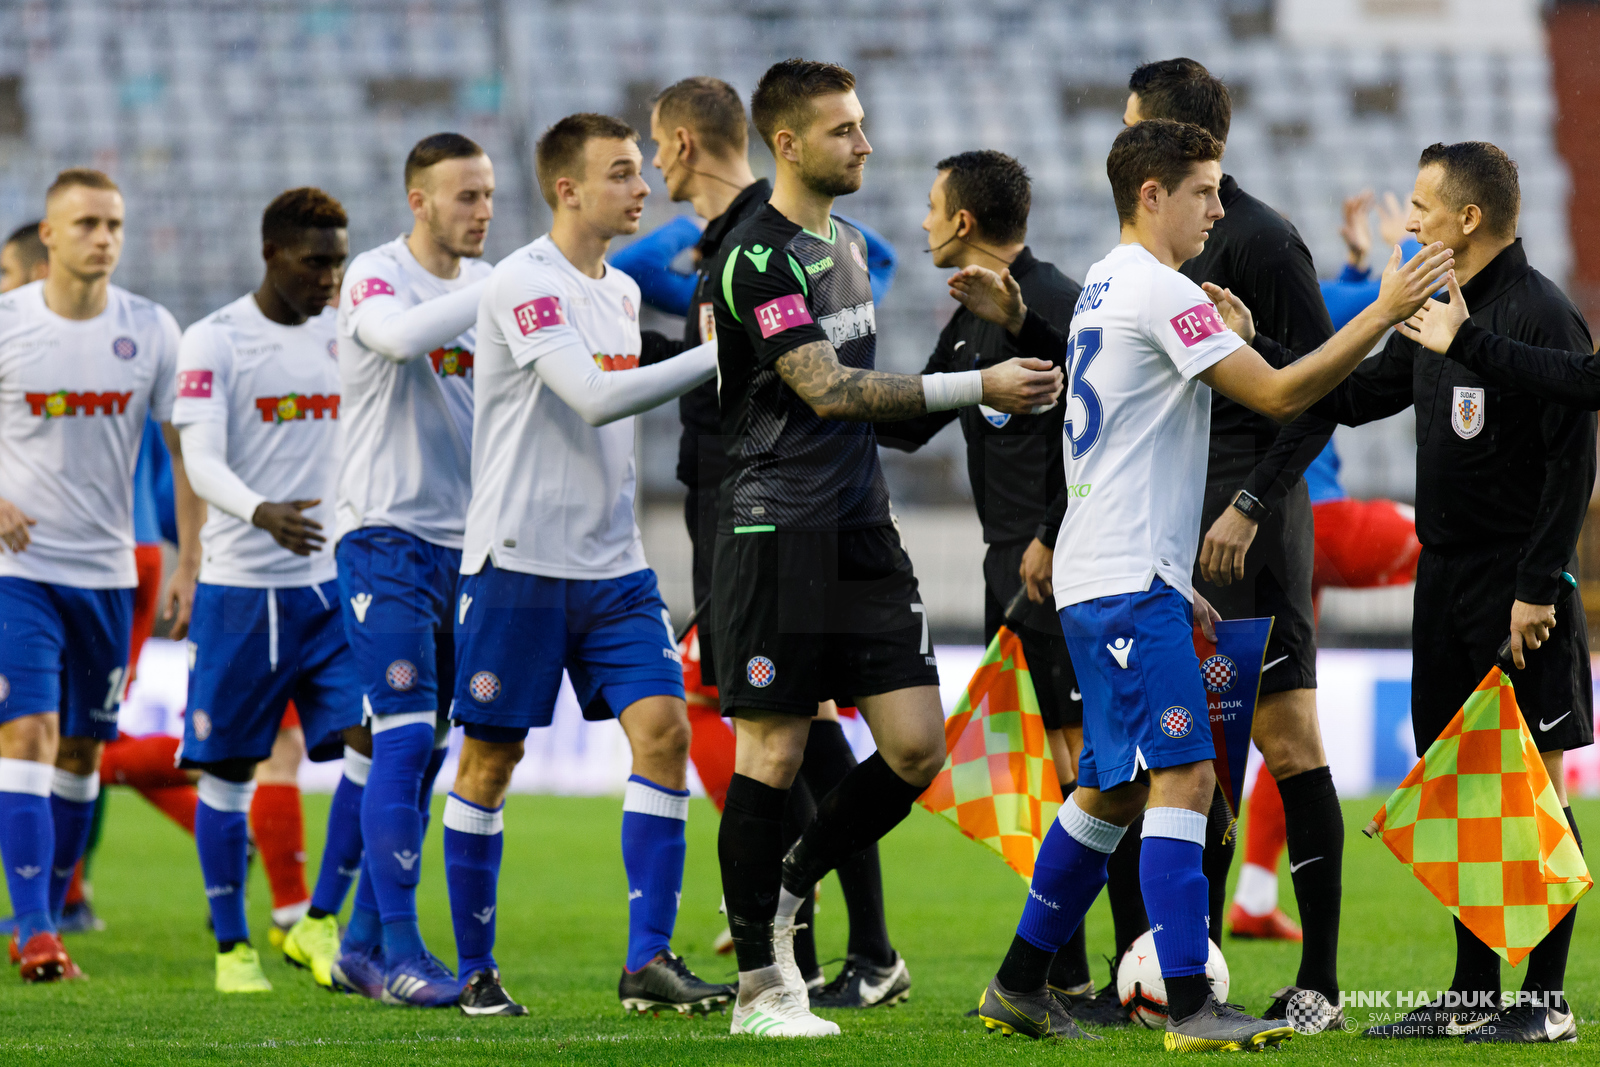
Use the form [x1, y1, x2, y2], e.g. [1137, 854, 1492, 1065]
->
[754, 294, 812, 339]
[592, 352, 641, 371]
[178, 370, 214, 398]
[393, 849, 420, 872]
[386, 660, 418, 692]
[255, 393, 340, 423]
[349, 593, 373, 623]
[818, 301, 876, 347]
[1452, 385, 1485, 439]
[427, 346, 474, 378]
[1200, 654, 1238, 694]
[474, 906, 495, 925]
[112, 336, 138, 359]
[469, 671, 501, 704]
[348, 277, 396, 306]
[746, 656, 776, 688]
[1170, 302, 1227, 347]
[1160, 706, 1194, 739]
[1107, 637, 1134, 669]
[24, 390, 133, 418]
[514, 295, 565, 335]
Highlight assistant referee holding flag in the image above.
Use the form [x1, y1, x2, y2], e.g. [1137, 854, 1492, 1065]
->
[1222, 140, 1592, 1045]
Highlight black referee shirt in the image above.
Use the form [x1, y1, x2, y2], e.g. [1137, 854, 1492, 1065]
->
[1284, 239, 1596, 603]
[1180, 174, 1336, 506]
[877, 247, 1080, 545]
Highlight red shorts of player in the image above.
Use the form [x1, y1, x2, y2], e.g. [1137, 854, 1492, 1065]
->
[1311, 498, 1421, 595]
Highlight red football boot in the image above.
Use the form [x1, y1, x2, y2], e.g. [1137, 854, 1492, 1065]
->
[17, 931, 72, 982]
[1227, 903, 1303, 942]
[8, 931, 19, 966]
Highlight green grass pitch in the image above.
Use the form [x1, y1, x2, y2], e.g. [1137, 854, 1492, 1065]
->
[1, 791, 1595, 1064]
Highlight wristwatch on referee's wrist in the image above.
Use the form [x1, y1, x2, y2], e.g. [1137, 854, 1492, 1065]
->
[1230, 489, 1266, 523]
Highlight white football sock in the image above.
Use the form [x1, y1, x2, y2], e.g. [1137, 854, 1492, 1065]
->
[1232, 862, 1279, 917]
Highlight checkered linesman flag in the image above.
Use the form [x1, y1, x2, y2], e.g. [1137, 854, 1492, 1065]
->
[917, 625, 1061, 881]
[1370, 667, 1592, 965]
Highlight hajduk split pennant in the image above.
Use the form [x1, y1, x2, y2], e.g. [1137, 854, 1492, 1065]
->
[1192, 616, 1274, 817]
[1369, 667, 1591, 964]
[918, 614, 1061, 882]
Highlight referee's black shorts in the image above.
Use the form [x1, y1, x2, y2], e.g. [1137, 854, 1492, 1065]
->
[1412, 544, 1593, 754]
[684, 481, 720, 682]
[1192, 475, 1317, 696]
[982, 540, 1082, 731]
[710, 523, 941, 716]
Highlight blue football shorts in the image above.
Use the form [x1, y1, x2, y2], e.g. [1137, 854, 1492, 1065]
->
[0, 577, 132, 740]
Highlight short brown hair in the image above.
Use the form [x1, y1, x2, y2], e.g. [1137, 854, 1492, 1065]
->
[262, 187, 348, 245]
[1128, 58, 1232, 144]
[46, 168, 119, 205]
[534, 113, 637, 209]
[936, 151, 1031, 245]
[404, 132, 485, 189]
[750, 58, 855, 152]
[4, 221, 46, 272]
[1107, 119, 1224, 225]
[1418, 141, 1520, 238]
[654, 76, 748, 160]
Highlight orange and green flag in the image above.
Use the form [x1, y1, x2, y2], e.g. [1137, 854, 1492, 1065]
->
[918, 624, 1061, 881]
[1369, 667, 1591, 965]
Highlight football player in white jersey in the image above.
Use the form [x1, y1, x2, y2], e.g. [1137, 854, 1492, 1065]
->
[443, 114, 724, 1018]
[948, 121, 1455, 1048]
[0, 169, 199, 982]
[168, 188, 369, 994]
[331, 133, 494, 1006]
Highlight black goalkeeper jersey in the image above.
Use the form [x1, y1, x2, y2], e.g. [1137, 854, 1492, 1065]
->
[710, 203, 890, 532]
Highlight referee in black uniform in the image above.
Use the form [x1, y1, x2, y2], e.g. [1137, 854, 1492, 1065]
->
[1235, 141, 1593, 1044]
[1123, 58, 1345, 1017]
[877, 150, 1122, 1018]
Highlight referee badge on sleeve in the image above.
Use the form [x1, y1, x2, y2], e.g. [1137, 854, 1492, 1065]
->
[1452, 386, 1484, 439]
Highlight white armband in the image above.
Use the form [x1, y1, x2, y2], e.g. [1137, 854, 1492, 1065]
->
[921, 369, 984, 412]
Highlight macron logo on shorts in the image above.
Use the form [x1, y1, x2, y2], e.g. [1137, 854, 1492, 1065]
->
[348, 277, 396, 306]
[1170, 303, 1227, 347]
[514, 296, 565, 336]
[755, 294, 813, 339]
[177, 370, 214, 398]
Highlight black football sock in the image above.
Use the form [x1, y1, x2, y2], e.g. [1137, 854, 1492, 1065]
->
[1047, 922, 1091, 991]
[1522, 807, 1581, 1006]
[1107, 811, 1150, 958]
[1045, 778, 1091, 991]
[1449, 917, 1501, 1012]
[799, 721, 894, 966]
[996, 932, 1056, 993]
[1278, 765, 1344, 999]
[1168, 974, 1212, 1021]
[781, 753, 925, 894]
[782, 776, 820, 977]
[719, 773, 789, 973]
[1201, 785, 1235, 946]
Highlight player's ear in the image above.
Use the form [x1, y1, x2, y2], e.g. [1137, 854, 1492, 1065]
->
[1139, 178, 1162, 215]
[260, 240, 278, 265]
[406, 186, 427, 217]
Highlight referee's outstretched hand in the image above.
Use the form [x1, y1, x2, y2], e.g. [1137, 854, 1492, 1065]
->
[1395, 270, 1467, 355]
[1374, 241, 1454, 326]
[947, 264, 1026, 334]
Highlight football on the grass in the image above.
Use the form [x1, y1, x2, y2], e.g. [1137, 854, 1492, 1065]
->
[1115, 930, 1231, 1029]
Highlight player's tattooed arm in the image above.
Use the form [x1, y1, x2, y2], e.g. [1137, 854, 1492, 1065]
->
[775, 341, 929, 420]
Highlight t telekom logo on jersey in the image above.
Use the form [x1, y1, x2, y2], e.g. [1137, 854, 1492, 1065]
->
[1170, 303, 1227, 347]
[348, 277, 396, 305]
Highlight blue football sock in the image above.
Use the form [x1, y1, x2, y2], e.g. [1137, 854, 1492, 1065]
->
[621, 775, 690, 971]
[443, 793, 503, 979]
[0, 759, 57, 943]
[1016, 801, 1123, 952]
[1141, 807, 1210, 980]
[195, 775, 256, 947]
[342, 856, 382, 955]
[362, 720, 433, 959]
[310, 755, 366, 916]
[47, 770, 98, 919]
